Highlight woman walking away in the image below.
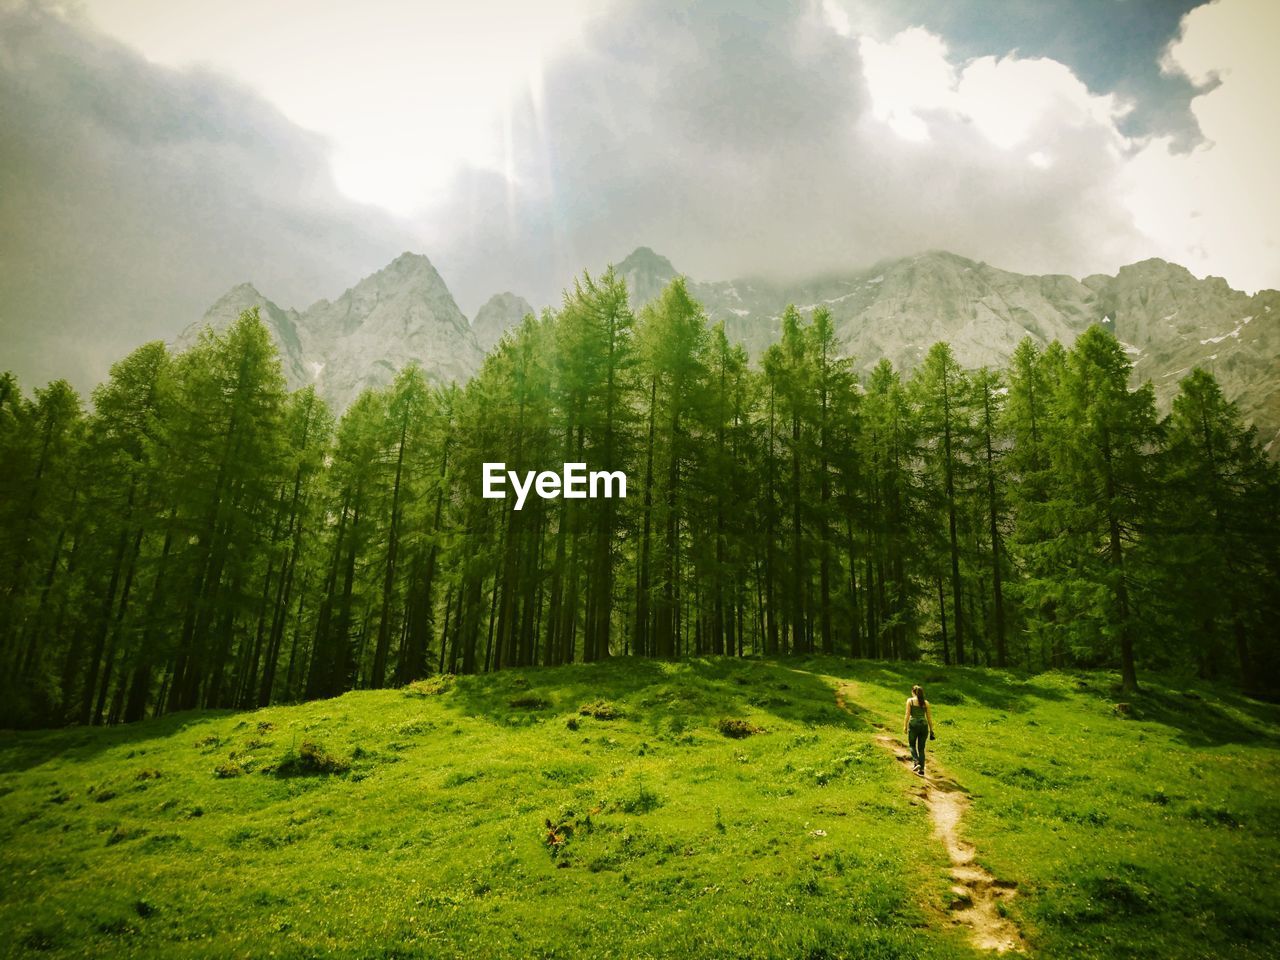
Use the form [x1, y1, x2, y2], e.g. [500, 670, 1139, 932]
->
[903, 685, 935, 776]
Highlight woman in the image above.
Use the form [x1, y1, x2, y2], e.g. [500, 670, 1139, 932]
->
[902, 684, 935, 776]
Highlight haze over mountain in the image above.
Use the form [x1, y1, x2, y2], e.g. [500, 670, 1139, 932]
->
[189, 247, 1280, 453]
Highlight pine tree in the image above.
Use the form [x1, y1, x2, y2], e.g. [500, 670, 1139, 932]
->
[164, 310, 288, 712]
[974, 367, 1009, 667]
[1050, 326, 1160, 692]
[913, 344, 974, 664]
[1162, 369, 1280, 686]
[861, 360, 924, 660]
[639, 279, 708, 659]
[76, 342, 171, 724]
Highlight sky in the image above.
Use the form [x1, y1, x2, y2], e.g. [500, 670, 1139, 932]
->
[1, 0, 1277, 390]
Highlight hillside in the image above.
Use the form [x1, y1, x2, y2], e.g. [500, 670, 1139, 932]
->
[2, 659, 1278, 959]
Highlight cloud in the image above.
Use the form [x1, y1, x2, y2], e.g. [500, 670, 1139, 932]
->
[2, 0, 1273, 394]
[1123, 0, 1280, 292]
[422, 0, 1151, 311]
[824, 0, 1206, 145]
[80, 0, 597, 216]
[857, 26, 1131, 151]
[0, 2, 415, 390]
[858, 27, 957, 141]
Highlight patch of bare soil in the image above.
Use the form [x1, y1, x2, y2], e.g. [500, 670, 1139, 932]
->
[837, 683, 1027, 954]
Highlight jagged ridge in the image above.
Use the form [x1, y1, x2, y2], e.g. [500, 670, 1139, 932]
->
[184, 253, 483, 411]
[187, 248, 1280, 451]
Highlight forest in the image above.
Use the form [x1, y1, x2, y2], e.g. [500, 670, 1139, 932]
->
[2, 271, 1277, 728]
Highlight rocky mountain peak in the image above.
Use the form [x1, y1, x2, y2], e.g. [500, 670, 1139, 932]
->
[616, 246, 680, 305]
[1112, 258, 1196, 287]
[178, 283, 306, 384]
[875, 250, 986, 295]
[200, 282, 272, 316]
[346, 251, 451, 301]
[378, 251, 442, 283]
[1119, 256, 1181, 272]
[894, 249, 980, 271]
[188, 247, 1279, 454]
[191, 252, 482, 411]
[472, 292, 535, 352]
[618, 246, 677, 273]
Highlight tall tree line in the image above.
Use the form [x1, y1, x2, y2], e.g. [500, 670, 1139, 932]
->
[2, 274, 1278, 726]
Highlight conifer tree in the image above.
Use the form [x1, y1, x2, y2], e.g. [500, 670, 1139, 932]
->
[1050, 326, 1160, 692]
[1162, 369, 1280, 686]
[914, 343, 973, 664]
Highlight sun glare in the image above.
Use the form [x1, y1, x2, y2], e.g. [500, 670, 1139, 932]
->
[83, 0, 593, 217]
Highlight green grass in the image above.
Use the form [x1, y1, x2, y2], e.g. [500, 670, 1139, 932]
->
[1, 658, 1277, 959]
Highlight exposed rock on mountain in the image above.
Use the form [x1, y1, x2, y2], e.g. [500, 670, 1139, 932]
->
[298, 253, 480, 409]
[616, 247, 679, 306]
[611, 247, 1279, 452]
[189, 246, 1278, 453]
[185, 253, 483, 411]
[471, 292, 535, 353]
[1093, 259, 1280, 453]
[643, 250, 1101, 372]
[182, 283, 308, 385]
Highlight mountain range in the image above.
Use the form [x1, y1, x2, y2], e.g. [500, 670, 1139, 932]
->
[184, 247, 1280, 453]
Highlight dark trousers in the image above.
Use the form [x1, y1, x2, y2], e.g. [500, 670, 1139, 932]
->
[908, 719, 929, 771]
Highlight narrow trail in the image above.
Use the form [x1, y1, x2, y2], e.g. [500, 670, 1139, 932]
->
[835, 683, 1027, 955]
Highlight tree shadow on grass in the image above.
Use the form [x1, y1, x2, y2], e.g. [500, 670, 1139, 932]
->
[1128, 682, 1280, 748]
[0, 710, 232, 775]
[7, 657, 1273, 782]
[805, 655, 1280, 748]
[438, 655, 875, 739]
[809, 657, 1069, 713]
[0, 656, 873, 779]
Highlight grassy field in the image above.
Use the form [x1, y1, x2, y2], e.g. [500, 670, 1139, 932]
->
[1, 657, 1277, 959]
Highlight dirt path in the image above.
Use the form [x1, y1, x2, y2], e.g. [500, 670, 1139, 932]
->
[836, 684, 1027, 954]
